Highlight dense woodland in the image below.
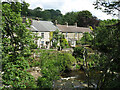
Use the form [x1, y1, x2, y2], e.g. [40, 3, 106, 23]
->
[1, 0, 120, 89]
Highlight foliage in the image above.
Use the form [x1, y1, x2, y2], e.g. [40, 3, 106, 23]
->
[21, 1, 30, 16]
[60, 38, 70, 49]
[2, 2, 37, 88]
[51, 29, 69, 49]
[94, 0, 120, 16]
[93, 2, 120, 88]
[77, 10, 99, 28]
[80, 32, 93, 45]
[37, 50, 76, 88]
[73, 46, 84, 59]
[92, 19, 120, 88]
[33, 7, 42, 18]
[76, 64, 81, 69]
[76, 40, 81, 45]
[63, 12, 78, 25]
[63, 53, 76, 69]
[93, 19, 119, 53]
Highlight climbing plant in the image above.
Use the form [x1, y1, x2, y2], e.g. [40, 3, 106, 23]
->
[51, 29, 69, 50]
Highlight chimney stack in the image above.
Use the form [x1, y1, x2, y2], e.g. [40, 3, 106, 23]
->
[75, 22, 77, 28]
[65, 22, 68, 27]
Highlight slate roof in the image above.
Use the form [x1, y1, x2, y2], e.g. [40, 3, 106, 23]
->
[28, 20, 59, 32]
[57, 25, 91, 33]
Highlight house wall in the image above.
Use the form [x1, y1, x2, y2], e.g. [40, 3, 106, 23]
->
[62, 32, 83, 47]
[33, 32, 50, 49]
[33, 31, 84, 48]
[63, 32, 83, 40]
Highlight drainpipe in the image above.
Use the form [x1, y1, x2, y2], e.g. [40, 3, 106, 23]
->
[55, 20, 57, 26]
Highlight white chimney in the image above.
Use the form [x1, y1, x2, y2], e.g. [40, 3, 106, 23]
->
[65, 22, 68, 27]
[75, 22, 77, 28]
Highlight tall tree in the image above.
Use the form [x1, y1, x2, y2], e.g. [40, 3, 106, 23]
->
[94, 0, 120, 15]
[93, 1, 120, 88]
[63, 12, 78, 25]
[33, 7, 42, 18]
[41, 10, 51, 20]
[21, 1, 30, 16]
[2, 2, 37, 88]
[77, 10, 99, 28]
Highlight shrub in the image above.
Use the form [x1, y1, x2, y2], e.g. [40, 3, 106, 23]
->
[76, 64, 81, 69]
[64, 53, 76, 69]
[37, 50, 76, 88]
[73, 46, 84, 58]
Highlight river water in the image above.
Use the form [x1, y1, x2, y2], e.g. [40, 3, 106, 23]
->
[53, 70, 97, 89]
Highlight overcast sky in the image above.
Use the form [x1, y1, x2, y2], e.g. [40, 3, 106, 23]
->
[25, 0, 118, 20]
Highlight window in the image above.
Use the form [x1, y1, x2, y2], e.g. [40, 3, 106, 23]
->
[41, 41, 44, 47]
[41, 33, 44, 38]
[41, 41, 44, 44]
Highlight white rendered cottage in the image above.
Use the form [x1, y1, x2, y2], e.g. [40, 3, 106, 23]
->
[28, 20, 59, 49]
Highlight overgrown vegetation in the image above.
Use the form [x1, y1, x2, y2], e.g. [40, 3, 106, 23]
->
[1, 0, 120, 89]
[35, 50, 76, 88]
[51, 30, 70, 50]
[92, 19, 120, 88]
[2, 2, 37, 88]
[80, 32, 93, 45]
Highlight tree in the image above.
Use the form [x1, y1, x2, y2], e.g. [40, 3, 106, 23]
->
[80, 32, 93, 45]
[33, 7, 42, 18]
[41, 10, 51, 20]
[88, 1, 120, 88]
[51, 30, 69, 50]
[93, 19, 120, 88]
[2, 2, 37, 88]
[77, 10, 99, 28]
[94, 0, 120, 15]
[21, 1, 30, 16]
[63, 12, 78, 25]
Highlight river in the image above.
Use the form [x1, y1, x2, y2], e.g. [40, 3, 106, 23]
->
[53, 70, 97, 89]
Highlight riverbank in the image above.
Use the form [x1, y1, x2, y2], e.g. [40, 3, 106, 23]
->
[53, 70, 97, 89]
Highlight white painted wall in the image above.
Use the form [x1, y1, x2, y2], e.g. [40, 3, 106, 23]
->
[34, 32, 50, 49]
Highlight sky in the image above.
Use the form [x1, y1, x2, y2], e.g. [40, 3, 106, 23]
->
[25, 0, 118, 20]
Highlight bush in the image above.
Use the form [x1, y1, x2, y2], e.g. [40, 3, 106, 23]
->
[76, 64, 81, 69]
[80, 32, 93, 45]
[37, 50, 76, 88]
[64, 53, 76, 69]
[73, 46, 84, 58]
